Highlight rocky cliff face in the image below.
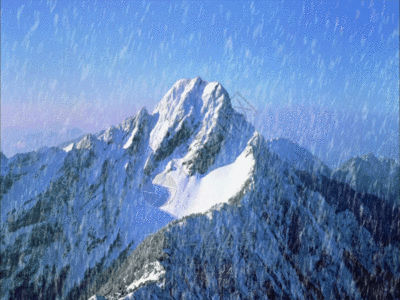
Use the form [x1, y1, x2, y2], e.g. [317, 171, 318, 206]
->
[1, 78, 399, 300]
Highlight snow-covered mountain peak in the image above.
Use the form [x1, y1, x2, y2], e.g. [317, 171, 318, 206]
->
[200, 80, 231, 115]
[339, 152, 398, 173]
[2, 77, 399, 300]
[146, 78, 238, 175]
[155, 77, 235, 121]
[76, 133, 95, 149]
[358, 152, 398, 168]
[153, 77, 206, 116]
[86, 107, 150, 150]
[81, 95, 400, 300]
[332, 152, 399, 204]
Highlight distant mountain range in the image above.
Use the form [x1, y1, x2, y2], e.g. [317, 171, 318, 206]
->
[332, 153, 399, 206]
[1, 126, 85, 158]
[2, 102, 398, 171]
[255, 105, 399, 169]
[1, 78, 399, 299]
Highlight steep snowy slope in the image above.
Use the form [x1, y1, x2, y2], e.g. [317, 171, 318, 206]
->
[1, 108, 175, 300]
[332, 153, 399, 205]
[89, 132, 400, 300]
[158, 146, 255, 218]
[140, 77, 257, 218]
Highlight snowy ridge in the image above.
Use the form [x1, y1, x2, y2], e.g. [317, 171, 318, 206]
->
[126, 261, 166, 292]
[1, 105, 168, 299]
[266, 137, 331, 177]
[90, 130, 399, 300]
[158, 133, 256, 218]
[89, 123, 399, 299]
[1, 78, 398, 300]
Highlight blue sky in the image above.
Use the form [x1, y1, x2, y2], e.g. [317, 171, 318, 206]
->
[1, 0, 399, 160]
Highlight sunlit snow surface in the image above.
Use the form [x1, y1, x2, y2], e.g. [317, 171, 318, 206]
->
[63, 143, 75, 152]
[158, 144, 255, 218]
[123, 126, 139, 149]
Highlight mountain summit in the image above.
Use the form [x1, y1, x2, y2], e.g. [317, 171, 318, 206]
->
[1, 78, 399, 300]
[332, 153, 399, 205]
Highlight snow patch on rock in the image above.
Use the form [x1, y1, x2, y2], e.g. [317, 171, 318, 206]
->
[126, 261, 166, 292]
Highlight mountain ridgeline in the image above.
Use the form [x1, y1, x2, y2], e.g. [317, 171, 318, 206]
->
[1, 78, 399, 300]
